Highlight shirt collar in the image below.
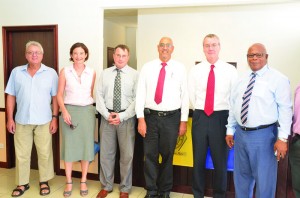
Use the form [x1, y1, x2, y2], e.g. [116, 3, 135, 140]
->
[23, 64, 47, 73]
[69, 65, 91, 75]
[114, 65, 129, 73]
[203, 59, 220, 68]
[252, 64, 268, 77]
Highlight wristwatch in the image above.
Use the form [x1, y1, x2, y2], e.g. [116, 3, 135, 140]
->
[52, 115, 59, 119]
[278, 137, 288, 143]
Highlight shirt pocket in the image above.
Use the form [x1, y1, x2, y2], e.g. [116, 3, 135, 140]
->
[168, 72, 181, 91]
[252, 81, 271, 99]
[123, 80, 135, 98]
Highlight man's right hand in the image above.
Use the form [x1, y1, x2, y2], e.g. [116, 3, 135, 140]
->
[6, 119, 16, 134]
[138, 118, 147, 138]
[225, 135, 234, 149]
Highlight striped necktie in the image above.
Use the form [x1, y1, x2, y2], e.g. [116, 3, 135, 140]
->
[113, 69, 121, 112]
[241, 72, 256, 125]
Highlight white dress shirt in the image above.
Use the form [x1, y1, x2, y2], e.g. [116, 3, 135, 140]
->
[96, 65, 138, 122]
[188, 59, 238, 111]
[135, 59, 189, 122]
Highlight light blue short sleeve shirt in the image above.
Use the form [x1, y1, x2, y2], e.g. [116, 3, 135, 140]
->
[5, 64, 58, 125]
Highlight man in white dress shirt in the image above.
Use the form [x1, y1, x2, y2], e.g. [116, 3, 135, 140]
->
[189, 34, 237, 198]
[135, 37, 189, 198]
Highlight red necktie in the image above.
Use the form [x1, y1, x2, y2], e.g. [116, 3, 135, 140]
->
[154, 62, 167, 104]
[204, 65, 215, 116]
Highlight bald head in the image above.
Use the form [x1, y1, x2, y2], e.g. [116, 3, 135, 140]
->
[248, 43, 267, 54]
[157, 36, 174, 62]
[247, 43, 268, 72]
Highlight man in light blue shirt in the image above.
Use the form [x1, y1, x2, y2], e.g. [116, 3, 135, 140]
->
[226, 43, 292, 198]
[5, 41, 58, 197]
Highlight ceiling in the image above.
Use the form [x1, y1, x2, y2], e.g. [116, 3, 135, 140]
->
[103, 1, 295, 28]
[104, 9, 137, 28]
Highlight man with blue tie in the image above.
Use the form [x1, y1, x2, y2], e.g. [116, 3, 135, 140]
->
[226, 43, 293, 198]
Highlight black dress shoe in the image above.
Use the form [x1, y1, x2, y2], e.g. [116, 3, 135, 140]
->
[144, 194, 158, 198]
[158, 193, 170, 198]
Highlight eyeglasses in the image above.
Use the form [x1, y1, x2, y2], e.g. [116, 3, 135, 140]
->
[159, 43, 173, 48]
[26, 51, 43, 56]
[247, 53, 265, 58]
[70, 123, 78, 130]
[115, 54, 128, 59]
[204, 43, 219, 49]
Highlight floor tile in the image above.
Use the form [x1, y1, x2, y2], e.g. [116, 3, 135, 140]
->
[0, 168, 211, 198]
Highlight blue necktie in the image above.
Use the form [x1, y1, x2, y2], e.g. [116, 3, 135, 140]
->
[241, 73, 256, 125]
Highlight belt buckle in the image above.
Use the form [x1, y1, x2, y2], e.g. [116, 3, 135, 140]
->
[158, 112, 166, 117]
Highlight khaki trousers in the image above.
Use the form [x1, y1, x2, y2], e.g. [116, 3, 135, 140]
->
[14, 122, 54, 185]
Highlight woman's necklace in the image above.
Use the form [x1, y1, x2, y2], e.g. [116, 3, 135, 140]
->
[74, 64, 85, 82]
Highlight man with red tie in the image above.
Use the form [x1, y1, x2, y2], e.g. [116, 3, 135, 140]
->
[188, 34, 238, 198]
[135, 37, 189, 198]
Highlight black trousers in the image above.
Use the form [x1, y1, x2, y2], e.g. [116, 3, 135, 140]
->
[192, 110, 229, 198]
[143, 110, 181, 195]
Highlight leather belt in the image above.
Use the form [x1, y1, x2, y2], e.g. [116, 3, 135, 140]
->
[107, 109, 126, 113]
[145, 108, 180, 117]
[240, 123, 275, 131]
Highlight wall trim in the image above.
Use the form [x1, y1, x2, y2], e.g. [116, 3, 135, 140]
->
[56, 169, 99, 181]
[0, 161, 8, 168]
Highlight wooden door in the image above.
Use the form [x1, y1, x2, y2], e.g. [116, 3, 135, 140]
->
[2, 25, 59, 171]
[107, 47, 114, 68]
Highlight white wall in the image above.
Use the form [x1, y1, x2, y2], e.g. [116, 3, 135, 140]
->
[0, 0, 104, 108]
[103, 21, 137, 69]
[103, 20, 126, 68]
[101, 0, 294, 9]
[137, 2, 300, 92]
[126, 27, 137, 69]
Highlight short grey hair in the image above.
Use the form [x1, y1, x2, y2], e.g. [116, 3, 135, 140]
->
[25, 41, 44, 54]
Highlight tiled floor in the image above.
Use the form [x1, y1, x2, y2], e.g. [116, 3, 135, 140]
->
[0, 168, 207, 198]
